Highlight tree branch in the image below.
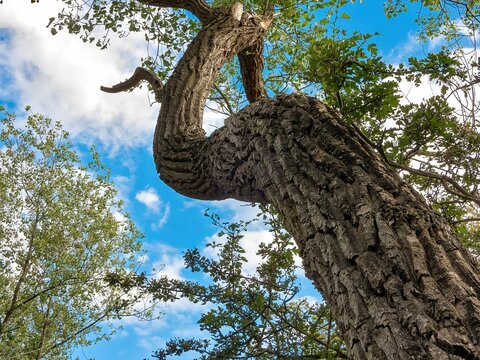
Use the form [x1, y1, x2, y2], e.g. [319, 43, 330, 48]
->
[238, 38, 268, 103]
[213, 83, 235, 115]
[102, 3, 268, 202]
[451, 217, 480, 225]
[237, 6, 276, 103]
[100, 67, 163, 103]
[137, 0, 214, 24]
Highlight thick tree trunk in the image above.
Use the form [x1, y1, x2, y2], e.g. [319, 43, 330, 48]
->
[113, 2, 480, 358]
[177, 93, 479, 359]
[220, 94, 480, 359]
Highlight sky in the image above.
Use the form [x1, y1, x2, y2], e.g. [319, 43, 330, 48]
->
[0, 1, 443, 359]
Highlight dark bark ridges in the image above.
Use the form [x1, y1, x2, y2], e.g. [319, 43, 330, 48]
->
[139, 0, 214, 23]
[154, 84, 480, 357]
[224, 93, 480, 359]
[145, 2, 480, 356]
[152, 9, 267, 201]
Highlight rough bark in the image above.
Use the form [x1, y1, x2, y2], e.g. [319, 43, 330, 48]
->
[177, 93, 480, 359]
[109, 2, 480, 358]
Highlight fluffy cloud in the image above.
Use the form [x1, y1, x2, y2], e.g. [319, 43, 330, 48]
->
[184, 198, 267, 231]
[143, 242, 187, 280]
[0, 1, 159, 150]
[135, 186, 170, 229]
[136, 187, 162, 213]
[0, 1, 227, 151]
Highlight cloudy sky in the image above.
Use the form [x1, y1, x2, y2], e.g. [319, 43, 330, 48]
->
[0, 1, 443, 359]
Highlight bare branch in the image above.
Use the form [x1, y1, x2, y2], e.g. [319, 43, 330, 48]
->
[451, 217, 480, 225]
[213, 84, 235, 115]
[100, 67, 163, 103]
[137, 0, 214, 23]
[239, 38, 267, 103]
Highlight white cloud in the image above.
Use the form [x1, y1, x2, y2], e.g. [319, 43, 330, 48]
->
[184, 198, 267, 231]
[386, 31, 445, 64]
[398, 74, 442, 104]
[144, 243, 186, 280]
[152, 203, 171, 230]
[135, 186, 171, 229]
[0, 1, 160, 151]
[386, 33, 420, 64]
[203, 228, 303, 276]
[135, 187, 162, 213]
[138, 335, 164, 352]
[0, 1, 233, 154]
[152, 253, 184, 280]
[214, 199, 262, 227]
[205, 230, 274, 275]
[203, 103, 227, 135]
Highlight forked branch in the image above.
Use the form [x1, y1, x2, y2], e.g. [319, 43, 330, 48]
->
[101, 3, 269, 201]
[100, 67, 163, 103]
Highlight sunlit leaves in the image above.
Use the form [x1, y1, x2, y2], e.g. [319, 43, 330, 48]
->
[384, 0, 480, 42]
[307, 31, 401, 126]
[150, 206, 346, 359]
[0, 109, 146, 359]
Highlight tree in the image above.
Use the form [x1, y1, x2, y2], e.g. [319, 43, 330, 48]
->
[0, 108, 147, 359]
[145, 207, 347, 359]
[11, 0, 480, 358]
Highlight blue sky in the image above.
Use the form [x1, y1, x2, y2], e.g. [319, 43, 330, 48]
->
[0, 1, 443, 359]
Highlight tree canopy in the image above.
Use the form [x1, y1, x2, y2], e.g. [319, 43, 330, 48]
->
[0, 108, 148, 359]
[41, 0, 480, 245]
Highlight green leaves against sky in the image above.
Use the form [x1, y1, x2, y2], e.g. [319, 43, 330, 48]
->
[0, 109, 147, 359]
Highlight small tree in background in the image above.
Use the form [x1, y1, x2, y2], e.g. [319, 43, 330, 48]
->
[147, 206, 346, 359]
[0, 108, 147, 359]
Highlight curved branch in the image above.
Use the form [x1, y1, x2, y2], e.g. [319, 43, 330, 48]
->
[351, 123, 480, 206]
[137, 0, 214, 24]
[101, 3, 268, 202]
[150, 5, 268, 201]
[101, 67, 163, 103]
[237, 7, 276, 103]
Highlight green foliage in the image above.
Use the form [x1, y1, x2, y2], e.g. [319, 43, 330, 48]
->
[0, 108, 147, 359]
[147, 206, 347, 359]
[384, 0, 480, 42]
[307, 31, 401, 124]
[302, 15, 480, 249]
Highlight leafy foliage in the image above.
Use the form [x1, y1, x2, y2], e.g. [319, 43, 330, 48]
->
[146, 207, 347, 359]
[384, 0, 480, 41]
[0, 108, 147, 359]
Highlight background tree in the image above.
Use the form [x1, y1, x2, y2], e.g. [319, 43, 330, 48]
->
[0, 108, 148, 359]
[6, 0, 480, 358]
[133, 207, 346, 359]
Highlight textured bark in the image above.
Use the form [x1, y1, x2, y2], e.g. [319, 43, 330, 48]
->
[138, 0, 214, 23]
[153, 4, 268, 202]
[121, 2, 480, 358]
[238, 37, 267, 103]
[201, 94, 480, 359]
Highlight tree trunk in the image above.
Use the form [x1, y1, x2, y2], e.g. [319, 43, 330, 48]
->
[171, 92, 479, 359]
[113, 2, 480, 358]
